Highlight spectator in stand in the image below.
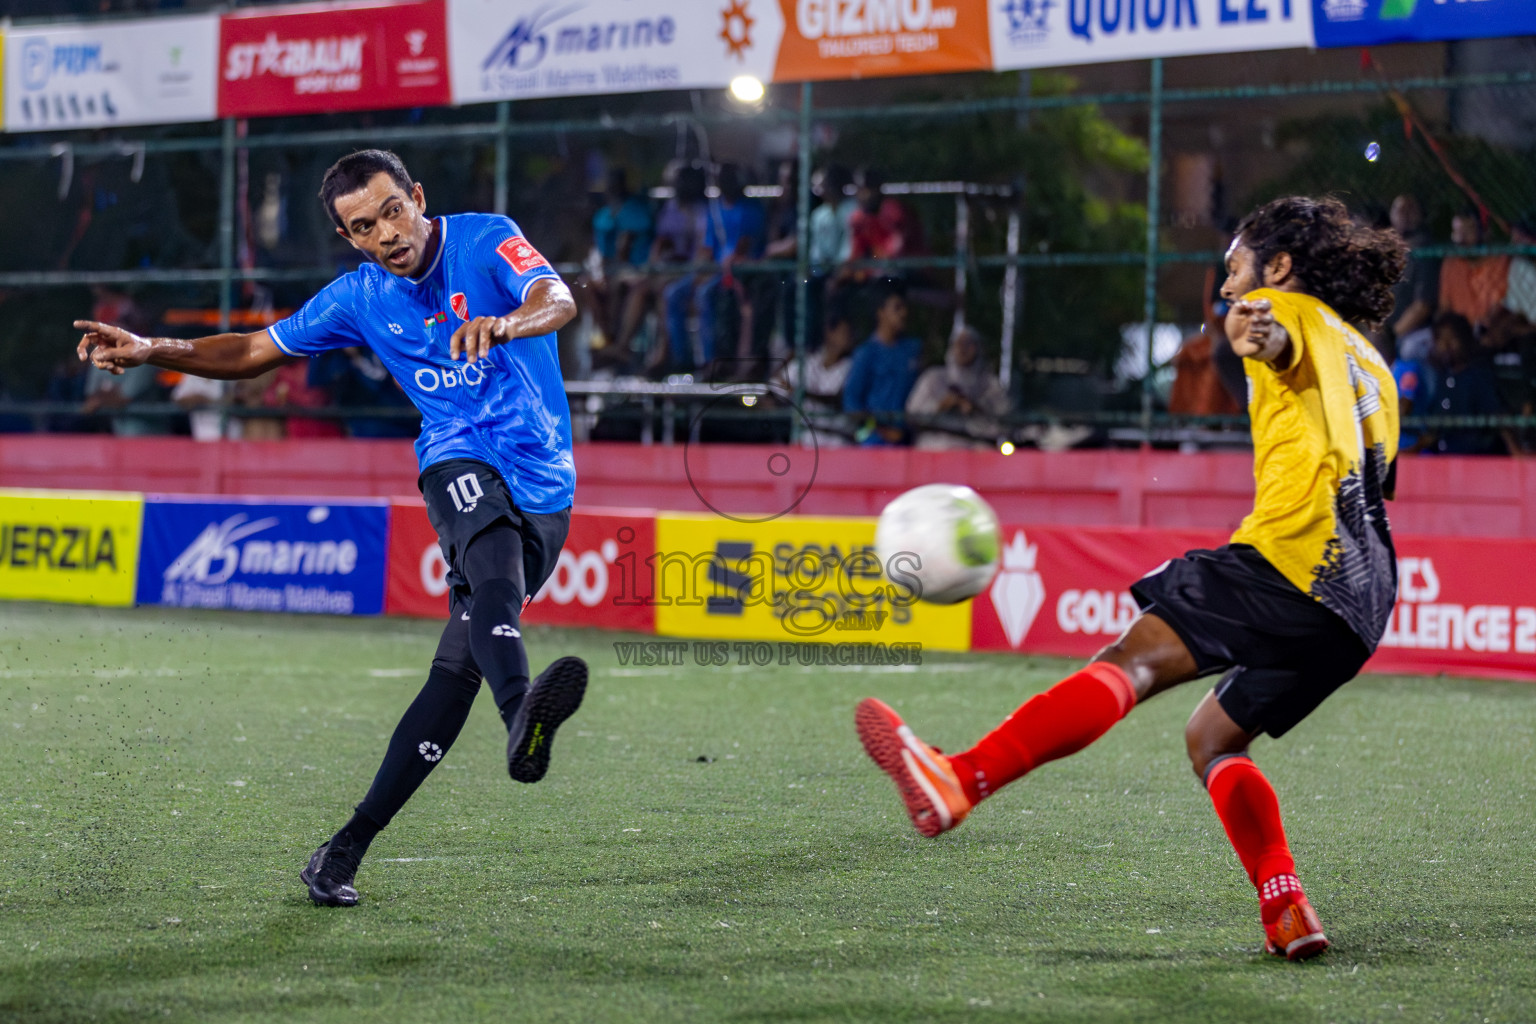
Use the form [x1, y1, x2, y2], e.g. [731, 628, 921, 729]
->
[262, 358, 343, 439]
[749, 160, 803, 377]
[664, 163, 763, 374]
[171, 373, 228, 441]
[1383, 194, 1439, 358]
[1392, 342, 1429, 452]
[803, 164, 857, 350]
[1417, 312, 1516, 456]
[848, 168, 924, 265]
[843, 284, 923, 445]
[1170, 269, 1242, 418]
[1439, 208, 1509, 332]
[778, 307, 855, 413]
[1484, 214, 1536, 448]
[78, 287, 166, 435]
[587, 168, 655, 371]
[905, 326, 1011, 449]
[641, 163, 711, 374]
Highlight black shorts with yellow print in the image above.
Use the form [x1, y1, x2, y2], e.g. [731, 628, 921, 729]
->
[1130, 544, 1372, 738]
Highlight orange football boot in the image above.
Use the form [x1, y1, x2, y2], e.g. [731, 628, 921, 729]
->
[855, 698, 973, 837]
[1261, 875, 1330, 961]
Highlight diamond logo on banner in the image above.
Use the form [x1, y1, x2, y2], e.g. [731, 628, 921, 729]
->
[989, 531, 1046, 648]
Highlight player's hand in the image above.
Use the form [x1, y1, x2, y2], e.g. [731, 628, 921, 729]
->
[449, 316, 509, 364]
[1224, 299, 1289, 363]
[74, 320, 152, 376]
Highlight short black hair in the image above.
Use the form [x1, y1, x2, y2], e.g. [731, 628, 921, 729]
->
[320, 149, 414, 231]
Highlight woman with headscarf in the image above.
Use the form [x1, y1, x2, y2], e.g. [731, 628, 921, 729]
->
[904, 326, 1010, 449]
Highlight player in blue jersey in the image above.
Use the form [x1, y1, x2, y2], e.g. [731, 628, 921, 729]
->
[74, 150, 589, 907]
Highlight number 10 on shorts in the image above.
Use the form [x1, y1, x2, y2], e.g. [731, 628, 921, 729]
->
[447, 472, 484, 513]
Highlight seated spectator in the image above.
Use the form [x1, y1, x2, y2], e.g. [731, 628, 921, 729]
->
[82, 362, 166, 437]
[843, 285, 923, 445]
[1417, 312, 1516, 456]
[171, 373, 228, 442]
[664, 163, 763, 374]
[1168, 327, 1241, 417]
[262, 359, 342, 439]
[905, 326, 1010, 449]
[778, 308, 856, 413]
[1384, 194, 1439, 353]
[848, 168, 924, 264]
[587, 168, 655, 370]
[1439, 209, 1509, 331]
[637, 163, 710, 374]
[1392, 344, 1428, 451]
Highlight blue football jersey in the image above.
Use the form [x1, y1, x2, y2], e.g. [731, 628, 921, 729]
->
[268, 213, 574, 513]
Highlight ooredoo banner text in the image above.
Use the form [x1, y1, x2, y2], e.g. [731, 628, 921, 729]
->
[218, 0, 450, 118]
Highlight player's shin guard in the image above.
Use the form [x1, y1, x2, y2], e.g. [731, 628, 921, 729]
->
[1203, 755, 1296, 889]
[354, 665, 480, 831]
[467, 577, 531, 729]
[948, 661, 1137, 805]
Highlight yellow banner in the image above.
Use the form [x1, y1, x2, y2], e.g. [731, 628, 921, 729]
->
[654, 513, 971, 652]
[0, 489, 143, 606]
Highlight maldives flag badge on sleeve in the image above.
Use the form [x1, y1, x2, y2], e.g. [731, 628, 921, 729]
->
[450, 292, 469, 320]
[497, 236, 550, 275]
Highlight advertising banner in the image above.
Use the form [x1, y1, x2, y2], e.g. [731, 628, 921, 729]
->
[448, 0, 783, 103]
[2, 16, 217, 133]
[137, 497, 388, 615]
[0, 489, 143, 607]
[218, 0, 450, 118]
[971, 524, 1536, 681]
[654, 512, 971, 653]
[773, 0, 993, 81]
[385, 501, 657, 632]
[1313, 0, 1536, 47]
[991, 0, 1313, 72]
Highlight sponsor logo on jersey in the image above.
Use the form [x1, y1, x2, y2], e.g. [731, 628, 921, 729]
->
[496, 236, 549, 275]
[450, 292, 469, 320]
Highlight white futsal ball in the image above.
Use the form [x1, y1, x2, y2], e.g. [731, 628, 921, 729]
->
[875, 484, 1000, 605]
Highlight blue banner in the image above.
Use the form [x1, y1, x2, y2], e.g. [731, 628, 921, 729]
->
[137, 498, 388, 615]
[1314, 0, 1536, 47]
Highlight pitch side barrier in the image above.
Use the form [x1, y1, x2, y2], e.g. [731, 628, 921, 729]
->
[1, 489, 1531, 680]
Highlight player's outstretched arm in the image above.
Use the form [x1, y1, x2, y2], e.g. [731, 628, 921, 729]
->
[450, 277, 577, 364]
[75, 321, 291, 380]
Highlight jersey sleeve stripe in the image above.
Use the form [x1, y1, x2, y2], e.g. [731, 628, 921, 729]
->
[267, 324, 300, 357]
[515, 269, 558, 305]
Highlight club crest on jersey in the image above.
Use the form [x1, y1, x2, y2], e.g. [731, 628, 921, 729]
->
[450, 292, 469, 320]
[496, 236, 549, 275]
[423, 311, 448, 329]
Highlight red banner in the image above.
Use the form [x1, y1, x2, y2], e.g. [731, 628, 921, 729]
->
[971, 525, 1536, 681]
[218, 0, 449, 118]
[385, 501, 655, 633]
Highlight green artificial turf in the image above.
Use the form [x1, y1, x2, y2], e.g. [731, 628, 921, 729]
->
[1, 602, 1532, 1023]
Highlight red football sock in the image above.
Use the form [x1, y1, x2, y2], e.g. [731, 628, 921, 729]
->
[948, 661, 1137, 805]
[1204, 755, 1297, 892]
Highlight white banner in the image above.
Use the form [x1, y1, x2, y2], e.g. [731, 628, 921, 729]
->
[991, 0, 1313, 70]
[3, 15, 218, 133]
[448, 0, 784, 104]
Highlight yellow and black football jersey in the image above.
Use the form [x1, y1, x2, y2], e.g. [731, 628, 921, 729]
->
[1229, 288, 1400, 647]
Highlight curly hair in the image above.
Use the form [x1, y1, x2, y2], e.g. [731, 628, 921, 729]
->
[1234, 196, 1410, 329]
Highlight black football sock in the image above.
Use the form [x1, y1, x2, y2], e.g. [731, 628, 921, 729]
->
[466, 577, 531, 730]
[354, 665, 481, 830]
[331, 810, 383, 859]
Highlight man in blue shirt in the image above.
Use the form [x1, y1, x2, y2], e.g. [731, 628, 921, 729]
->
[74, 150, 588, 907]
[843, 286, 923, 444]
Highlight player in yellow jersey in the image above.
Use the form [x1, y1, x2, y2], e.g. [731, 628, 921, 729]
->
[855, 196, 1409, 960]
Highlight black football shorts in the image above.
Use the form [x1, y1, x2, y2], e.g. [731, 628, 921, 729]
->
[1129, 544, 1372, 738]
[419, 458, 570, 601]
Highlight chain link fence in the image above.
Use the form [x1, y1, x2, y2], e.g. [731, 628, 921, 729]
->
[2, 38, 1535, 451]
